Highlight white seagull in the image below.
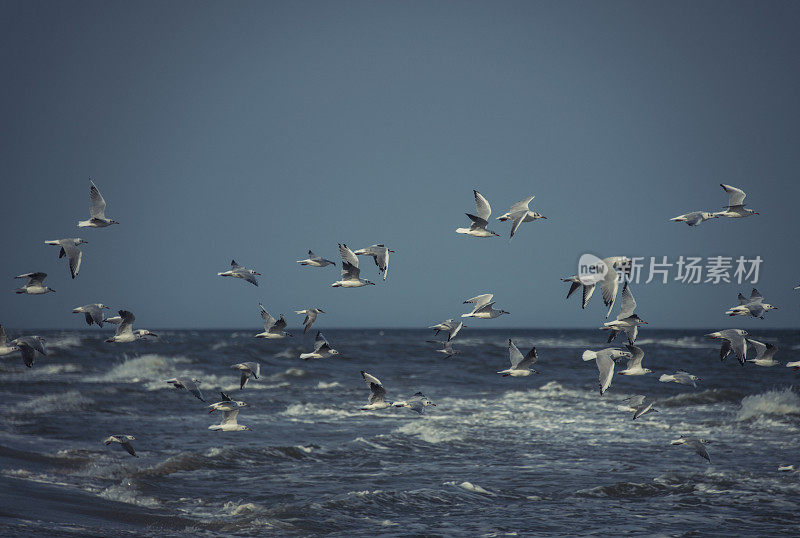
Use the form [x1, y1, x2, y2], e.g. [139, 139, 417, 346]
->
[617, 345, 652, 376]
[714, 184, 758, 218]
[45, 238, 87, 279]
[231, 362, 261, 389]
[456, 190, 499, 237]
[217, 259, 260, 286]
[10, 336, 47, 368]
[255, 304, 292, 339]
[394, 393, 437, 414]
[13, 272, 55, 295]
[670, 436, 711, 462]
[461, 293, 510, 319]
[331, 244, 375, 287]
[426, 340, 461, 359]
[562, 275, 596, 310]
[300, 331, 339, 360]
[706, 329, 749, 365]
[72, 303, 110, 328]
[786, 360, 800, 371]
[295, 308, 325, 334]
[623, 395, 658, 420]
[165, 377, 205, 402]
[496, 195, 547, 238]
[208, 392, 249, 414]
[0, 325, 20, 356]
[497, 339, 540, 377]
[659, 371, 701, 388]
[103, 435, 137, 457]
[79, 180, 119, 228]
[745, 339, 779, 367]
[582, 348, 630, 395]
[353, 244, 394, 281]
[208, 408, 251, 431]
[600, 256, 631, 318]
[428, 319, 464, 342]
[296, 250, 336, 267]
[105, 310, 157, 343]
[601, 282, 647, 344]
[725, 288, 778, 319]
[669, 211, 719, 226]
[360, 371, 393, 410]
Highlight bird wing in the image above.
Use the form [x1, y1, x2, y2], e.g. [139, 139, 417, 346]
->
[518, 347, 538, 370]
[582, 283, 595, 309]
[617, 282, 637, 319]
[509, 212, 526, 238]
[259, 304, 276, 330]
[221, 408, 240, 425]
[473, 190, 492, 220]
[86, 304, 103, 326]
[303, 310, 318, 332]
[750, 288, 763, 303]
[60, 241, 82, 279]
[0, 324, 6, 344]
[600, 259, 621, 318]
[313, 331, 329, 352]
[729, 335, 747, 364]
[597, 354, 615, 394]
[509, 196, 535, 213]
[19, 344, 35, 367]
[737, 293, 749, 305]
[508, 339, 523, 368]
[625, 344, 644, 369]
[464, 294, 493, 311]
[121, 441, 137, 457]
[745, 338, 766, 360]
[720, 184, 746, 207]
[270, 315, 287, 334]
[116, 310, 135, 337]
[465, 213, 489, 230]
[89, 181, 107, 218]
[338, 243, 359, 268]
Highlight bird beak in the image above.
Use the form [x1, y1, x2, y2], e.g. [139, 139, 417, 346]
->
[754, 212, 760, 215]
[431, 403, 437, 406]
[254, 272, 262, 276]
[541, 216, 548, 219]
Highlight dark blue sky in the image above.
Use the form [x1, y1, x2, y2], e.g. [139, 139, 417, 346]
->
[2, 1, 799, 330]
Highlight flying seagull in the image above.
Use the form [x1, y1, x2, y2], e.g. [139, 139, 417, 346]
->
[208, 408, 251, 431]
[601, 282, 646, 344]
[600, 256, 631, 318]
[105, 310, 157, 343]
[353, 244, 394, 281]
[714, 184, 758, 218]
[582, 348, 630, 395]
[331, 244, 375, 287]
[456, 190, 499, 237]
[13, 272, 55, 295]
[103, 435, 137, 457]
[617, 345, 652, 376]
[496, 195, 547, 238]
[217, 260, 260, 286]
[461, 293, 510, 319]
[231, 362, 260, 389]
[208, 393, 248, 414]
[497, 339, 540, 377]
[165, 377, 205, 402]
[255, 304, 292, 339]
[669, 211, 719, 226]
[745, 339, 780, 367]
[72, 303, 110, 328]
[725, 288, 778, 319]
[428, 319, 464, 342]
[0, 325, 19, 356]
[623, 395, 658, 420]
[671, 436, 711, 462]
[394, 393, 437, 414]
[300, 331, 339, 360]
[360, 371, 393, 410]
[706, 329, 749, 365]
[45, 238, 87, 279]
[296, 250, 336, 267]
[426, 340, 461, 359]
[295, 308, 325, 334]
[79, 180, 119, 227]
[10, 336, 47, 368]
[659, 371, 701, 388]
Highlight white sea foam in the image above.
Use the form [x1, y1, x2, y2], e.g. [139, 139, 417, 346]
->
[45, 335, 83, 351]
[7, 390, 93, 415]
[315, 381, 342, 389]
[282, 403, 359, 420]
[736, 388, 800, 421]
[99, 482, 161, 508]
[89, 354, 190, 384]
[393, 418, 463, 444]
[447, 481, 495, 495]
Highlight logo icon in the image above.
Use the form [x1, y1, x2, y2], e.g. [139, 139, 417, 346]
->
[578, 253, 607, 285]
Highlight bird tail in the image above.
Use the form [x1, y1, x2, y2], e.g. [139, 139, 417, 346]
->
[581, 350, 597, 361]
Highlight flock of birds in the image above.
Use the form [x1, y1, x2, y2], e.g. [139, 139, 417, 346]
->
[2, 181, 798, 467]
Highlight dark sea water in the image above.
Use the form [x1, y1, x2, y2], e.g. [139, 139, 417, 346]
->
[1, 328, 799, 536]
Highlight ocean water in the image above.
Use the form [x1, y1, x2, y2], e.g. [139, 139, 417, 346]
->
[1, 328, 799, 536]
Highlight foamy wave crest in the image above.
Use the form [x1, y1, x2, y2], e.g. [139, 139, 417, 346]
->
[8, 390, 93, 415]
[633, 337, 712, 349]
[736, 388, 800, 421]
[660, 388, 744, 408]
[99, 482, 161, 508]
[45, 335, 83, 351]
[315, 381, 342, 389]
[393, 418, 463, 444]
[282, 403, 359, 420]
[89, 354, 191, 385]
[446, 481, 495, 496]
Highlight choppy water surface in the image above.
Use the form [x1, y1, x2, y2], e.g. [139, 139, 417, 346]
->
[1, 328, 799, 536]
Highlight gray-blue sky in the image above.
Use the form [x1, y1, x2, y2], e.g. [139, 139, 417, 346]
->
[2, 1, 799, 330]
